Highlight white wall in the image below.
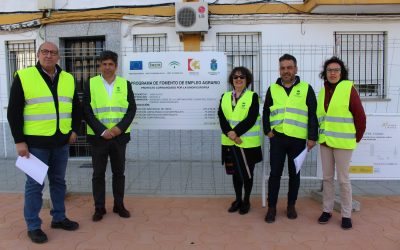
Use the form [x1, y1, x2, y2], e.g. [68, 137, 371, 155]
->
[3, 0, 173, 12]
[121, 21, 182, 52]
[1, 17, 399, 121]
[0, 31, 40, 121]
[2, 0, 304, 12]
[204, 19, 400, 113]
[121, 17, 400, 114]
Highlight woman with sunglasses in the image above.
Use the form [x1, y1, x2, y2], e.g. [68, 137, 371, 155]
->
[218, 66, 262, 214]
[317, 56, 366, 229]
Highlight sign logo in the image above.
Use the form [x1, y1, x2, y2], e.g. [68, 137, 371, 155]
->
[130, 61, 143, 70]
[188, 59, 200, 71]
[198, 6, 206, 14]
[169, 61, 180, 69]
[210, 59, 217, 71]
[148, 61, 162, 69]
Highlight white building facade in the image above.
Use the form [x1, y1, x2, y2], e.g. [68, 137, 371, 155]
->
[0, 1, 399, 184]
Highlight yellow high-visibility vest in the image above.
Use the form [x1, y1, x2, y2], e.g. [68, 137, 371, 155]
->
[87, 75, 130, 135]
[19, 66, 74, 136]
[269, 82, 309, 139]
[220, 90, 261, 148]
[317, 80, 356, 149]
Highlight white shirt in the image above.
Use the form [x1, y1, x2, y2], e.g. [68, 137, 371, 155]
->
[101, 74, 116, 98]
[100, 74, 116, 136]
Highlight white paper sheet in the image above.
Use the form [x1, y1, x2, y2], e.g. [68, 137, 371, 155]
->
[294, 148, 308, 174]
[15, 154, 49, 185]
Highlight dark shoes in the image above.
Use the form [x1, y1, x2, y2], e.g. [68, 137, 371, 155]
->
[28, 218, 78, 243]
[287, 205, 298, 219]
[318, 212, 332, 224]
[228, 200, 242, 213]
[27, 229, 48, 244]
[227, 200, 250, 214]
[318, 213, 351, 229]
[239, 202, 250, 215]
[264, 205, 297, 222]
[265, 207, 276, 223]
[92, 207, 107, 222]
[341, 217, 352, 230]
[51, 218, 79, 231]
[113, 204, 131, 218]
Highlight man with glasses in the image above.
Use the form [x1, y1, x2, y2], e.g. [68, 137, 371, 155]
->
[262, 54, 318, 223]
[7, 42, 82, 243]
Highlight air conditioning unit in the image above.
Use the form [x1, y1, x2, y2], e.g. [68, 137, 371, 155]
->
[37, 0, 55, 10]
[175, 2, 208, 33]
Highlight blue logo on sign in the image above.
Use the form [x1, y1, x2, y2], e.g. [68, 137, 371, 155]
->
[210, 59, 217, 71]
[130, 61, 143, 70]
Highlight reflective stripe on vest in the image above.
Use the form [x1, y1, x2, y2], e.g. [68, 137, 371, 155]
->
[87, 75, 130, 135]
[93, 107, 128, 113]
[317, 80, 356, 149]
[19, 66, 74, 136]
[220, 90, 261, 148]
[269, 82, 309, 139]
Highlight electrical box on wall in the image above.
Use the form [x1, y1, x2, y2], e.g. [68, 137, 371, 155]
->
[38, 0, 55, 10]
[175, 2, 208, 33]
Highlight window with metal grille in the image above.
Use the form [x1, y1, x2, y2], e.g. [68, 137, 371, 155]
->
[133, 34, 167, 52]
[62, 36, 105, 157]
[6, 40, 36, 90]
[63, 37, 105, 97]
[334, 32, 386, 98]
[217, 33, 261, 93]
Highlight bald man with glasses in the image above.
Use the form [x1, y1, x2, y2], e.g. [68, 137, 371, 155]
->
[8, 42, 82, 243]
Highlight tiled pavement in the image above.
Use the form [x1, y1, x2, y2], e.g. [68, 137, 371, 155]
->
[1, 194, 400, 249]
[1, 158, 400, 249]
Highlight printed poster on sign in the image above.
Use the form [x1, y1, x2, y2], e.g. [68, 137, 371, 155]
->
[350, 114, 400, 179]
[123, 52, 227, 130]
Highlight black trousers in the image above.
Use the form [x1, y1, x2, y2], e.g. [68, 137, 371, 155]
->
[267, 134, 306, 208]
[92, 139, 127, 208]
[232, 163, 255, 204]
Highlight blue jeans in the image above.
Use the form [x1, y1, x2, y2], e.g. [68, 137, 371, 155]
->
[24, 145, 69, 231]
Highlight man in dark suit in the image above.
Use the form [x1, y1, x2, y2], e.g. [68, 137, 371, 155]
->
[84, 50, 136, 221]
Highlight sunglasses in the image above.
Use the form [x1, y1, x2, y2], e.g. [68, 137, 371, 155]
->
[233, 75, 246, 80]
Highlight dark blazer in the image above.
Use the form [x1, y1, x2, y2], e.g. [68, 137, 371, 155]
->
[83, 77, 136, 145]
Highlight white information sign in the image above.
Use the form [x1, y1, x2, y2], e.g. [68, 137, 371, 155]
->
[350, 114, 400, 179]
[123, 52, 227, 130]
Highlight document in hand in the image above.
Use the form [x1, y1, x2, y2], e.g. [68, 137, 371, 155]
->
[294, 148, 308, 174]
[16, 154, 49, 185]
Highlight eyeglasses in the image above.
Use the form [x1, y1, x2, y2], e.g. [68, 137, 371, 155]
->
[327, 68, 341, 73]
[233, 75, 246, 80]
[40, 49, 58, 56]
